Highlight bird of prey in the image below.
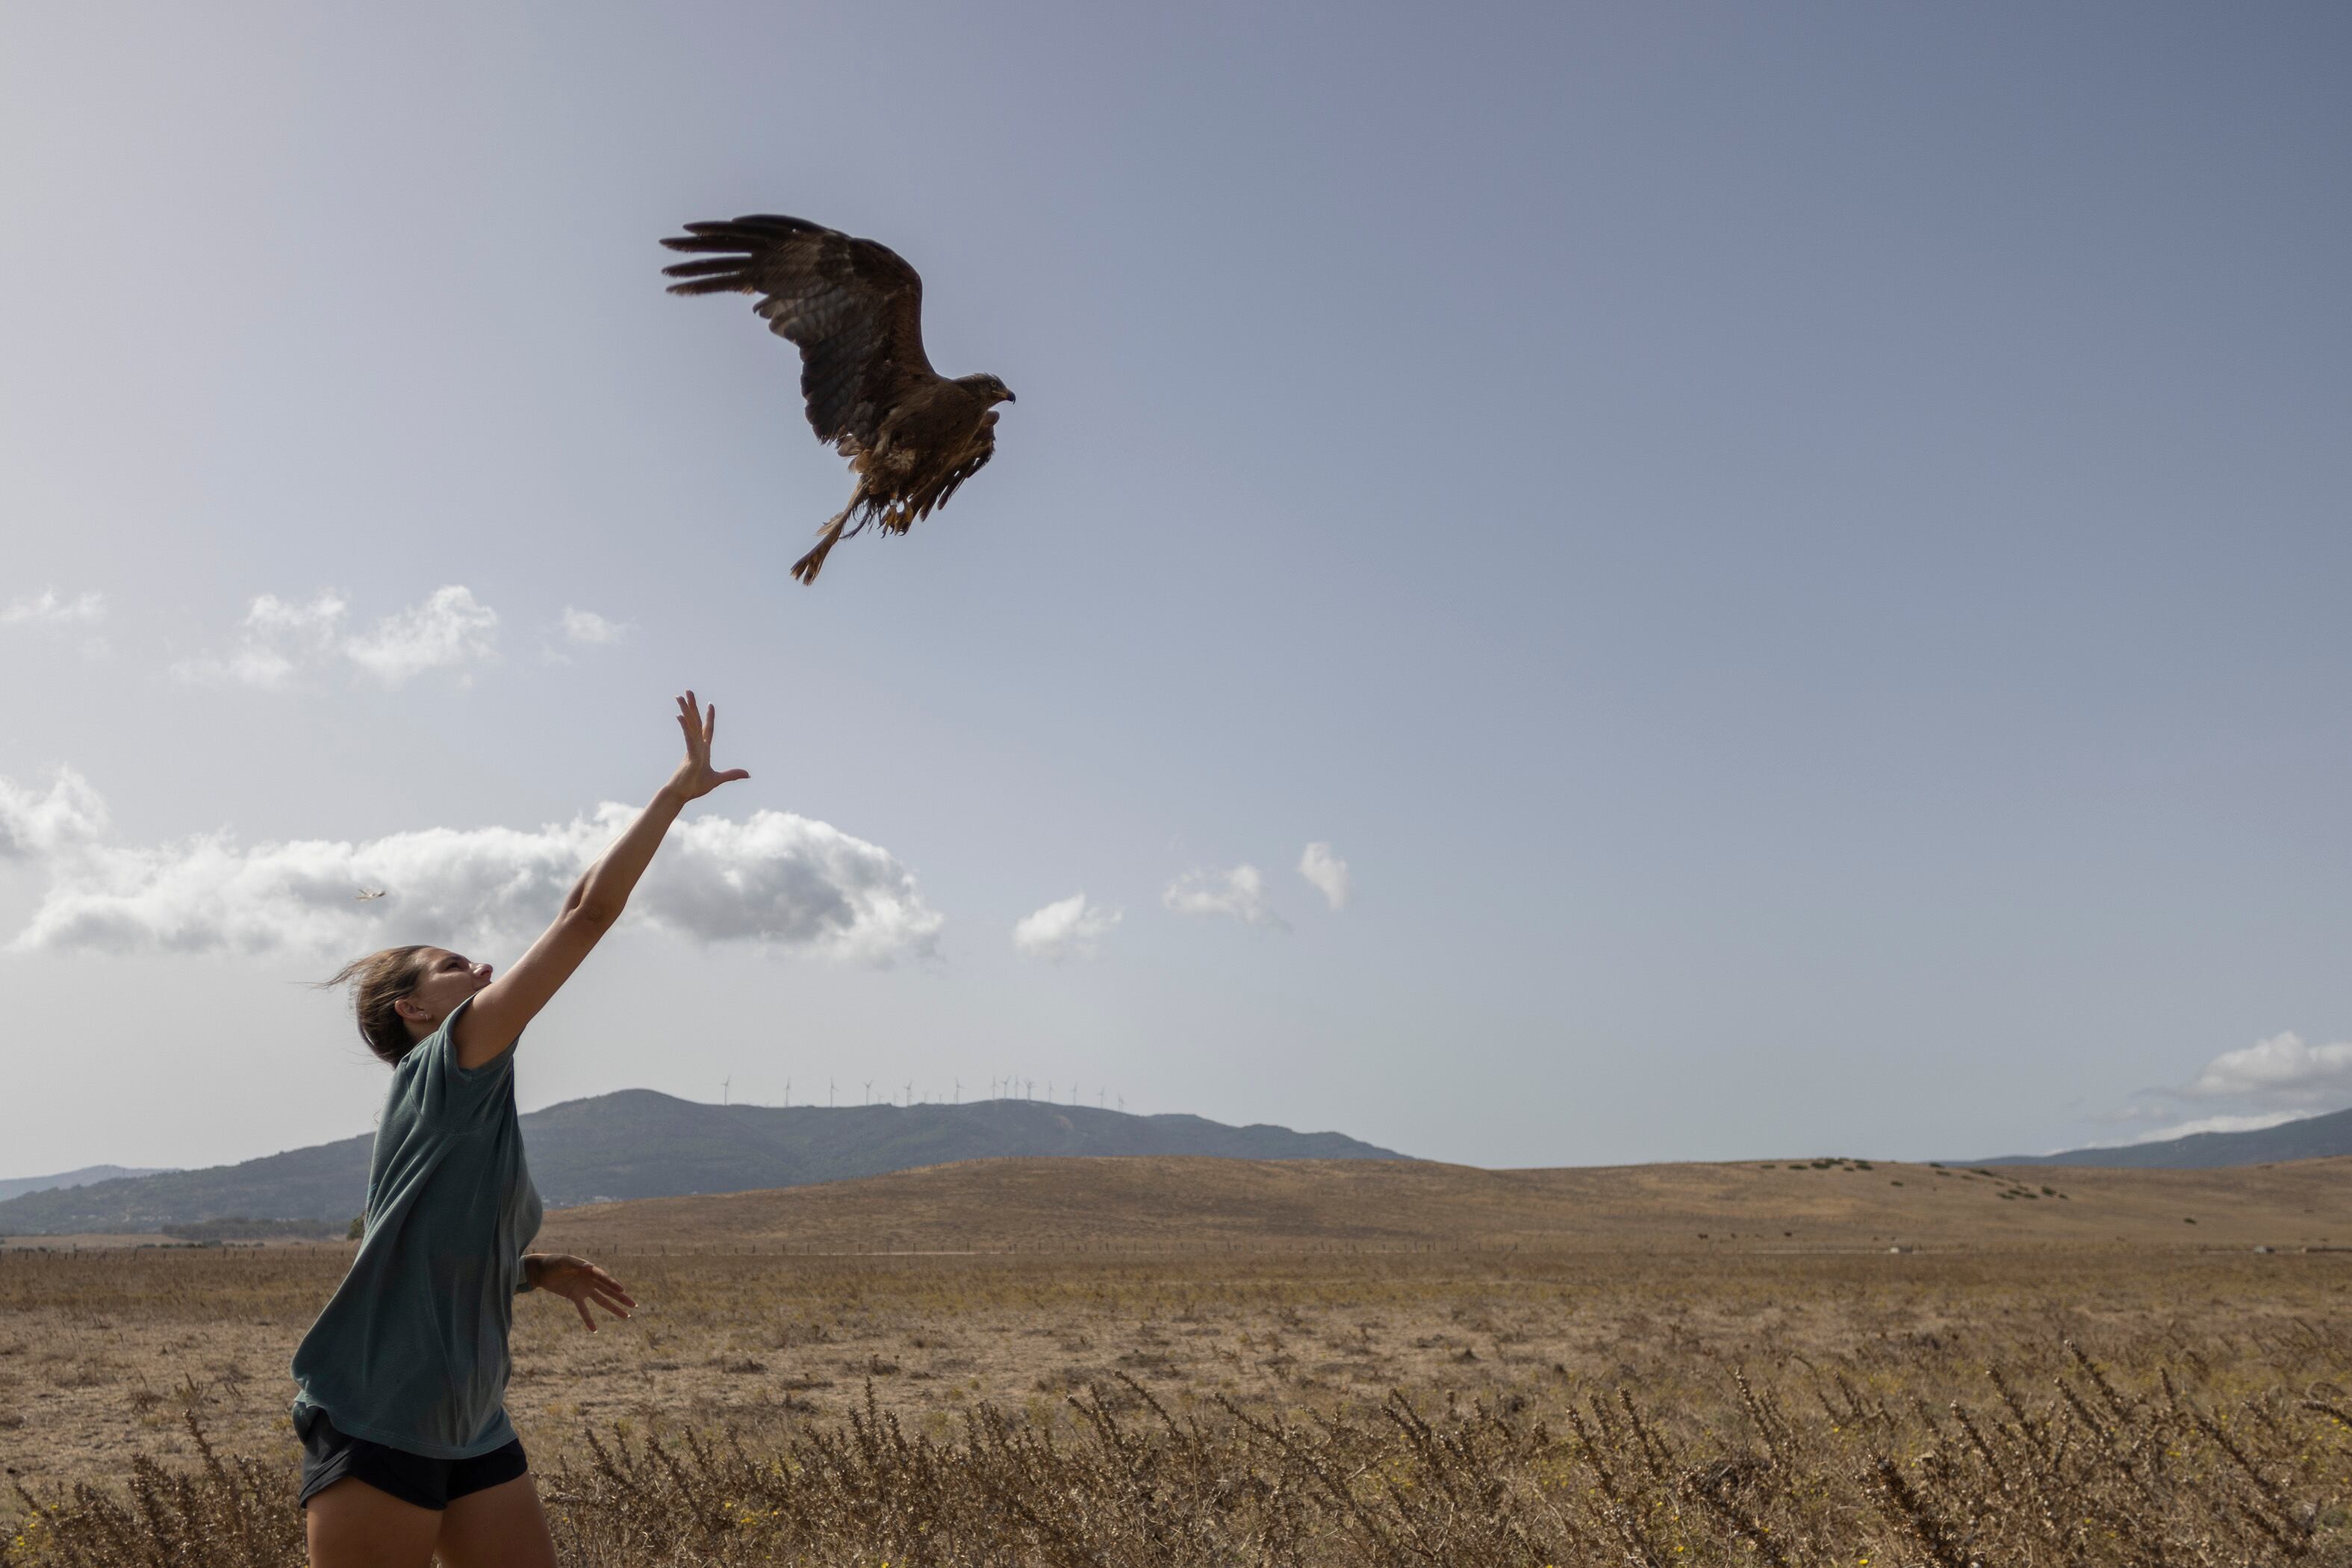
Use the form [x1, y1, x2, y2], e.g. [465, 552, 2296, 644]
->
[354, 887, 387, 902]
[660, 214, 1015, 585]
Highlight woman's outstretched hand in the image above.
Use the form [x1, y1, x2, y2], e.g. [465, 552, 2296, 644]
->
[454, 689, 748, 1067]
[668, 689, 751, 802]
[527, 1254, 636, 1332]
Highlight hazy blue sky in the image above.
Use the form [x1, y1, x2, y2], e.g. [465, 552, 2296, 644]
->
[4, 4, 2349, 1177]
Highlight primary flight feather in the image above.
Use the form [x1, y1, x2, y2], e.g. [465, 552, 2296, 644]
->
[661, 214, 1015, 585]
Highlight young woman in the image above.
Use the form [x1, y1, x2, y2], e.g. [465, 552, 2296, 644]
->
[292, 691, 749, 1568]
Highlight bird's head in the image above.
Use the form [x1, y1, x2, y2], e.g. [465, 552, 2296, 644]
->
[960, 373, 1016, 406]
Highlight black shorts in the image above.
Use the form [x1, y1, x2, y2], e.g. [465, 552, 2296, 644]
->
[295, 1407, 529, 1511]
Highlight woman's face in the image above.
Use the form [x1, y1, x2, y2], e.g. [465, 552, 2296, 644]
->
[396, 948, 494, 1034]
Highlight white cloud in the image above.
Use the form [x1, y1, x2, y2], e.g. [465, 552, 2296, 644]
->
[343, 585, 499, 685]
[1163, 865, 1287, 930]
[631, 807, 942, 961]
[1012, 892, 1121, 962]
[0, 770, 108, 860]
[2186, 1031, 2352, 1108]
[2120, 1110, 2312, 1145]
[245, 591, 349, 642]
[172, 586, 498, 689]
[2058, 1030, 2352, 1151]
[0, 771, 939, 964]
[1, 588, 105, 628]
[172, 591, 349, 689]
[1298, 841, 1351, 911]
[560, 606, 631, 646]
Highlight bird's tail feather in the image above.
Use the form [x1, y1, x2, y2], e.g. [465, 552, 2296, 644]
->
[791, 511, 851, 587]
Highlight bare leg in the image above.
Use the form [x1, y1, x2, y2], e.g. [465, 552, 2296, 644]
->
[305, 1476, 441, 1568]
[791, 510, 850, 585]
[435, 1473, 560, 1568]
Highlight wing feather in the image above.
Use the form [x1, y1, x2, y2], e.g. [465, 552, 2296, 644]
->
[661, 214, 936, 450]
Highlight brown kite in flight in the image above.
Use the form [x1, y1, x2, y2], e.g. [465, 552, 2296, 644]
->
[661, 214, 1015, 585]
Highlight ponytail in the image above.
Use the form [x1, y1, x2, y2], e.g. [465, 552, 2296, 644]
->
[317, 945, 432, 1064]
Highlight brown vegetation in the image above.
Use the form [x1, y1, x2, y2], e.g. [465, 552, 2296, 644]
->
[535, 1153, 2352, 1254]
[13, 1295, 2352, 1564]
[8, 1155, 2352, 1562]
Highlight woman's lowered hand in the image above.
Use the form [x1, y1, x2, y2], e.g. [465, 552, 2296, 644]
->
[527, 1254, 637, 1332]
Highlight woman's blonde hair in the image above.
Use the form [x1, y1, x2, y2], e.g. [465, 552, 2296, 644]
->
[318, 945, 432, 1064]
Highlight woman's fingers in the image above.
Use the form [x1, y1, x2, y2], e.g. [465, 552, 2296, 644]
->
[587, 1275, 635, 1310]
[669, 691, 749, 794]
[542, 1259, 632, 1330]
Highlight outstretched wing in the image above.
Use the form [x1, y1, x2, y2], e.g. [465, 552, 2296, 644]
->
[661, 214, 936, 452]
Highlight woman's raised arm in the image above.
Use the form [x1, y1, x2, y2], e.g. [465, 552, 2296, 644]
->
[453, 691, 749, 1068]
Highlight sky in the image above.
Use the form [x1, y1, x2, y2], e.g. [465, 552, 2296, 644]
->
[3, 3, 2350, 1177]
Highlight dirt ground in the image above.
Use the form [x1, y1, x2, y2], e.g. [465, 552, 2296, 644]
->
[8, 1239, 2351, 1503]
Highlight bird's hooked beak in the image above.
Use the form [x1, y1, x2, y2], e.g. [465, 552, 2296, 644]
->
[998, 388, 1016, 404]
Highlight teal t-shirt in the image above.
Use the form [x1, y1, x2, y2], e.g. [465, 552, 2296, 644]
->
[290, 994, 543, 1459]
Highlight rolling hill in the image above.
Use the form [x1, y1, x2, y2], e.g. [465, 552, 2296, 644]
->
[0, 1165, 173, 1205]
[0, 1095, 1404, 1234]
[1980, 1106, 2352, 1169]
[536, 1152, 2352, 1254]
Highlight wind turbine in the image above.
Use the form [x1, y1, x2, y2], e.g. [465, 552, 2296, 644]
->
[954, 1077, 962, 1104]
[863, 1079, 874, 1106]
[904, 1079, 914, 1107]
[784, 1078, 791, 1108]
[721, 1076, 730, 1107]
[829, 1077, 836, 1107]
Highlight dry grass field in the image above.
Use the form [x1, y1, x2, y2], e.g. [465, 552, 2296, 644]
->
[532, 1151, 2352, 1252]
[10, 1156, 2352, 1563]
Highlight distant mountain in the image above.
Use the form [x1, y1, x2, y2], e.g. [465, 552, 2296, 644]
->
[0, 1095, 1407, 1233]
[1980, 1106, 2352, 1169]
[0, 1165, 174, 1205]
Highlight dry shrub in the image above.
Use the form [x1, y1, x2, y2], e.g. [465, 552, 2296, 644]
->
[14, 1351, 2352, 1567]
[9, 1413, 296, 1568]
